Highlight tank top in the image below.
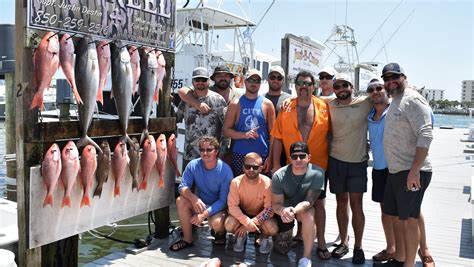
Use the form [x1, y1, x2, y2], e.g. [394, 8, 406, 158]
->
[233, 95, 269, 157]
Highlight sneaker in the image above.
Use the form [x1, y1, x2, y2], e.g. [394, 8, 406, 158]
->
[352, 247, 365, 264]
[373, 259, 405, 267]
[258, 237, 270, 254]
[297, 257, 312, 267]
[233, 234, 247, 252]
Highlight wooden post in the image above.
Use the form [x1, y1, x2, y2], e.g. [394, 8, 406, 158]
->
[5, 72, 17, 201]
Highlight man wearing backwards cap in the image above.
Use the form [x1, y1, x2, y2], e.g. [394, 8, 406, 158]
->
[327, 73, 371, 263]
[176, 67, 228, 170]
[317, 66, 337, 97]
[271, 142, 325, 267]
[223, 69, 276, 177]
[377, 63, 434, 267]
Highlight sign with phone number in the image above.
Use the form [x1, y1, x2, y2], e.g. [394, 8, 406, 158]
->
[28, 0, 176, 50]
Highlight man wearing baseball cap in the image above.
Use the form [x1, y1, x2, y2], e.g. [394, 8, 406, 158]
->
[317, 66, 337, 97]
[265, 65, 291, 115]
[376, 63, 434, 267]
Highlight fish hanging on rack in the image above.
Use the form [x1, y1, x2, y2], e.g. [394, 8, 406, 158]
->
[96, 40, 111, 105]
[94, 140, 111, 198]
[80, 145, 97, 207]
[129, 45, 141, 96]
[111, 138, 128, 197]
[138, 135, 157, 191]
[167, 134, 181, 177]
[138, 47, 158, 145]
[59, 33, 83, 105]
[155, 134, 167, 188]
[128, 137, 140, 191]
[41, 143, 62, 208]
[60, 141, 80, 208]
[31, 31, 60, 110]
[153, 50, 166, 103]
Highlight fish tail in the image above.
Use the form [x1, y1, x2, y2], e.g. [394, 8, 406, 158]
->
[93, 183, 103, 198]
[80, 195, 90, 207]
[61, 195, 71, 208]
[139, 180, 147, 191]
[132, 178, 138, 191]
[139, 129, 149, 146]
[30, 92, 44, 110]
[77, 136, 103, 154]
[158, 175, 164, 188]
[71, 86, 83, 105]
[114, 185, 121, 197]
[96, 88, 104, 105]
[43, 193, 53, 208]
[124, 134, 134, 148]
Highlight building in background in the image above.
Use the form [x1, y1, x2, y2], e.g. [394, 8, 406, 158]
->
[461, 80, 474, 102]
[419, 88, 445, 102]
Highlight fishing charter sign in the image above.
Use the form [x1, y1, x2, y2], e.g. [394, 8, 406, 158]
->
[27, 0, 176, 50]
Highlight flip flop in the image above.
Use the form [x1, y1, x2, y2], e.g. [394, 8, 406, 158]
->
[317, 247, 331, 260]
[418, 249, 435, 267]
[373, 249, 395, 261]
[169, 239, 194, 251]
[331, 243, 349, 258]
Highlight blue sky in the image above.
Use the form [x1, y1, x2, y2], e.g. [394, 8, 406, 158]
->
[1, 0, 472, 100]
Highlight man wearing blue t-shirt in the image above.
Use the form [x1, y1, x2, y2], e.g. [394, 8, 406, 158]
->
[170, 136, 234, 251]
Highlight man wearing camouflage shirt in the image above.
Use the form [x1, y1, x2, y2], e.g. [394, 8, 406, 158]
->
[176, 67, 229, 170]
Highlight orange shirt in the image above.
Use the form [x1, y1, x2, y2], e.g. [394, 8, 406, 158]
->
[271, 96, 330, 170]
[227, 174, 272, 226]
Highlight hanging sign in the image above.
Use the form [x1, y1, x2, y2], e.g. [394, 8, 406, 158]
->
[27, 0, 176, 50]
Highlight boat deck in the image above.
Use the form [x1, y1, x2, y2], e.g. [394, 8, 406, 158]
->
[83, 128, 474, 266]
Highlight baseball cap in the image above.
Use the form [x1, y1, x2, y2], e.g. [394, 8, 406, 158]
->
[318, 66, 336, 77]
[381, 63, 404, 78]
[210, 65, 234, 81]
[290, 142, 309, 155]
[245, 69, 262, 80]
[192, 67, 209, 79]
[367, 78, 383, 88]
[268, 65, 285, 77]
[333, 73, 353, 86]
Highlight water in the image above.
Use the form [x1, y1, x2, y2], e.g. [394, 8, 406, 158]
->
[0, 114, 471, 264]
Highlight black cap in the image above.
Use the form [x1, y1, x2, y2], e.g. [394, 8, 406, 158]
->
[210, 65, 235, 81]
[290, 142, 309, 155]
[381, 63, 404, 78]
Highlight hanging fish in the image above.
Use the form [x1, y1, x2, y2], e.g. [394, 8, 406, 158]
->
[167, 134, 181, 177]
[111, 138, 128, 197]
[153, 50, 166, 103]
[80, 145, 97, 207]
[42, 143, 62, 207]
[60, 141, 80, 208]
[138, 47, 158, 144]
[59, 33, 83, 105]
[96, 40, 111, 105]
[155, 134, 167, 188]
[139, 135, 157, 191]
[93, 140, 111, 198]
[128, 137, 140, 191]
[129, 45, 141, 96]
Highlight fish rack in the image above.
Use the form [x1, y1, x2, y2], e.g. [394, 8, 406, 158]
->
[14, 8, 177, 267]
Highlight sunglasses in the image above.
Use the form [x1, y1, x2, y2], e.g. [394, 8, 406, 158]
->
[333, 83, 350, 90]
[382, 74, 401, 82]
[193, 77, 208, 83]
[295, 80, 313, 87]
[319, 75, 333, 80]
[269, 75, 284, 81]
[247, 78, 262, 84]
[244, 164, 260, 171]
[367, 86, 384, 93]
[199, 148, 215, 153]
[290, 153, 307, 160]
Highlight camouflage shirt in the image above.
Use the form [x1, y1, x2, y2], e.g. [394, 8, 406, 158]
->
[176, 89, 229, 161]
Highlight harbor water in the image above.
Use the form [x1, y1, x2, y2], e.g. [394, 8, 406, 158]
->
[0, 113, 471, 264]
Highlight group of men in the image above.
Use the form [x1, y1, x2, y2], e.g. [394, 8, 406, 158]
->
[171, 62, 434, 267]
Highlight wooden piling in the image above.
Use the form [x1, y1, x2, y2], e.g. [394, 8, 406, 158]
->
[5, 72, 16, 201]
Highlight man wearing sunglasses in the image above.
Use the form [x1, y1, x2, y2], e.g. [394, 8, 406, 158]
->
[223, 69, 276, 177]
[327, 73, 371, 263]
[225, 152, 277, 254]
[272, 142, 325, 267]
[265, 65, 291, 115]
[170, 136, 233, 251]
[317, 66, 336, 97]
[379, 63, 434, 267]
[176, 67, 229, 170]
[271, 70, 331, 260]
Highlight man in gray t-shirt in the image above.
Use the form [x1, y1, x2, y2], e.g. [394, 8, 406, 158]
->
[271, 142, 324, 266]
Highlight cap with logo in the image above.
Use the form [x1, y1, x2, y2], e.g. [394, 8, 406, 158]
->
[333, 73, 353, 86]
[269, 65, 285, 77]
[210, 65, 234, 81]
[381, 63, 404, 78]
[318, 66, 336, 77]
[245, 69, 262, 80]
[192, 67, 209, 79]
[290, 142, 309, 155]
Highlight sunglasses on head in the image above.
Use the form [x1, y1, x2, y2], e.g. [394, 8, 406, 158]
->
[333, 83, 350, 90]
[367, 86, 384, 93]
[295, 80, 313, 87]
[269, 75, 284, 81]
[199, 148, 215, 153]
[247, 78, 262, 84]
[244, 164, 260, 171]
[382, 73, 401, 82]
[319, 74, 333, 80]
[290, 153, 307, 160]
[193, 77, 208, 83]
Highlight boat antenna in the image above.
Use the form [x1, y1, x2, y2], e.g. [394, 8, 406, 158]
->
[371, 8, 415, 62]
[359, 0, 404, 56]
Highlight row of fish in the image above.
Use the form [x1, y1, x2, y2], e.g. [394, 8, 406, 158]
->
[41, 134, 180, 208]
[31, 31, 167, 152]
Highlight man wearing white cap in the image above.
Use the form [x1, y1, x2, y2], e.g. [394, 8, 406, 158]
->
[176, 67, 228, 170]
[223, 69, 276, 176]
[327, 73, 371, 264]
[317, 66, 337, 97]
[265, 65, 291, 115]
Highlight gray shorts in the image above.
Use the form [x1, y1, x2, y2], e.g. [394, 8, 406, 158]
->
[328, 157, 368, 193]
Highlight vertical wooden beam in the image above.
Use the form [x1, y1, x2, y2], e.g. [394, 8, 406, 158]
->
[15, 0, 41, 265]
[5, 73, 17, 201]
[280, 37, 290, 94]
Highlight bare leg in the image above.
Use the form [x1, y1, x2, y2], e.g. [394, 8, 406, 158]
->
[404, 218, 420, 267]
[175, 196, 194, 243]
[391, 215, 406, 262]
[315, 198, 327, 249]
[297, 208, 315, 259]
[380, 203, 396, 253]
[335, 193, 350, 244]
[418, 213, 432, 257]
[349, 192, 365, 248]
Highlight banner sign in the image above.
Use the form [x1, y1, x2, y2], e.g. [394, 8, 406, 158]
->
[28, 0, 176, 50]
[287, 37, 323, 78]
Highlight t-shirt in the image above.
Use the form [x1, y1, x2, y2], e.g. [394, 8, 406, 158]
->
[368, 106, 389, 170]
[272, 164, 325, 207]
[227, 174, 272, 226]
[265, 92, 291, 115]
[384, 88, 433, 173]
[176, 89, 228, 161]
[178, 158, 233, 216]
[328, 96, 371, 163]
